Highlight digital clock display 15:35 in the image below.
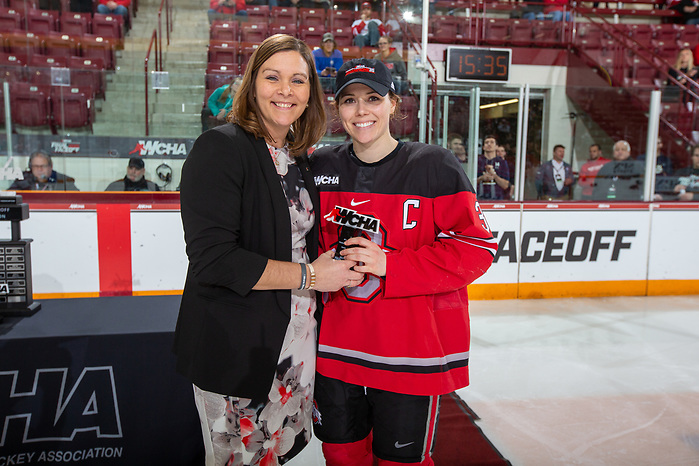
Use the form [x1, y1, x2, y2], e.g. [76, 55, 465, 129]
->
[446, 47, 511, 82]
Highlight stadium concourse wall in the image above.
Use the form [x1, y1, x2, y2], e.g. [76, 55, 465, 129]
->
[1, 195, 697, 300]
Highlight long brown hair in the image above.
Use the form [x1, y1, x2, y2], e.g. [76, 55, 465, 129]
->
[229, 34, 326, 157]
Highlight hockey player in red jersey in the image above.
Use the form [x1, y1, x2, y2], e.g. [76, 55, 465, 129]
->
[311, 58, 497, 465]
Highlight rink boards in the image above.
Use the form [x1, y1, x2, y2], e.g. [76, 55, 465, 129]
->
[2, 200, 697, 300]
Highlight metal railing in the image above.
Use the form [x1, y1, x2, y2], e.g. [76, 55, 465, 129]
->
[143, 0, 172, 136]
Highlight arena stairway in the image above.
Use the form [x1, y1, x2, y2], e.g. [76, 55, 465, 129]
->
[92, 0, 208, 139]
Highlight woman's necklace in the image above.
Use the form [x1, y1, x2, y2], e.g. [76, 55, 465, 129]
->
[267, 143, 292, 176]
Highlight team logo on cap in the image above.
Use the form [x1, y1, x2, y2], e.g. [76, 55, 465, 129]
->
[345, 65, 375, 75]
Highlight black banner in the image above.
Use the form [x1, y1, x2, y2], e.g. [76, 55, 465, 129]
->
[0, 332, 204, 465]
[0, 134, 195, 160]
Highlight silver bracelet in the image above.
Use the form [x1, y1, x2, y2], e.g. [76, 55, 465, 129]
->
[298, 263, 307, 290]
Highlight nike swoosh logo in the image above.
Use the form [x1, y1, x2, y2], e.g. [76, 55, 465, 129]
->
[394, 441, 414, 449]
[350, 199, 370, 206]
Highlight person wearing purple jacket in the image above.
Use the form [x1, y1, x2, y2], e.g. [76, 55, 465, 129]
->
[477, 134, 510, 200]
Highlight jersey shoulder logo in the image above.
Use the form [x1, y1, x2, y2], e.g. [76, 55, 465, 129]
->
[314, 174, 340, 186]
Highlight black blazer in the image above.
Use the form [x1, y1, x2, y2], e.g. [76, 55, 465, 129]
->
[173, 124, 320, 402]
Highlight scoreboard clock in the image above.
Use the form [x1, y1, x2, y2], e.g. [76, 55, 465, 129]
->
[445, 47, 511, 83]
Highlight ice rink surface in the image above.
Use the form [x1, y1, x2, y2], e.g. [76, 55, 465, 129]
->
[291, 295, 699, 465]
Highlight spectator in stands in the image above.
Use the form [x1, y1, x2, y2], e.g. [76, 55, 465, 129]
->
[477, 134, 510, 199]
[313, 33, 343, 78]
[105, 158, 160, 192]
[521, 3, 545, 20]
[672, 0, 699, 24]
[97, 0, 131, 20]
[544, 0, 571, 21]
[673, 144, 699, 200]
[374, 35, 408, 94]
[313, 33, 344, 93]
[448, 133, 467, 168]
[498, 144, 516, 199]
[352, 2, 386, 48]
[666, 48, 699, 102]
[174, 34, 360, 466]
[10, 150, 78, 191]
[578, 143, 609, 200]
[592, 140, 645, 200]
[208, 0, 246, 22]
[638, 139, 674, 177]
[536, 144, 574, 200]
[202, 77, 242, 131]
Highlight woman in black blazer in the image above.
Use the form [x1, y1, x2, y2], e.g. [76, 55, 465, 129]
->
[174, 35, 362, 465]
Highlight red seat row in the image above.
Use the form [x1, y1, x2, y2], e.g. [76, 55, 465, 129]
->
[212, 6, 355, 30]
[206, 42, 375, 85]
[0, 52, 106, 97]
[0, 81, 95, 131]
[0, 7, 125, 41]
[0, 30, 116, 69]
[210, 20, 355, 47]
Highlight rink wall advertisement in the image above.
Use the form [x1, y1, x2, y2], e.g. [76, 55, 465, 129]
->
[0, 200, 697, 300]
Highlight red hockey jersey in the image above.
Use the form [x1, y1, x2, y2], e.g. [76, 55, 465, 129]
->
[311, 142, 497, 396]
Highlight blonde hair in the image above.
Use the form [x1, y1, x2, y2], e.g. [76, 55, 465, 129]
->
[675, 48, 695, 70]
[229, 34, 326, 157]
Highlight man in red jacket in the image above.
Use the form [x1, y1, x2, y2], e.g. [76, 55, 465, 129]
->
[208, 0, 247, 22]
[352, 2, 386, 48]
[97, 0, 130, 20]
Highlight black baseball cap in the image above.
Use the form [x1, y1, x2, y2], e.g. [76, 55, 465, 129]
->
[128, 157, 145, 169]
[335, 58, 395, 99]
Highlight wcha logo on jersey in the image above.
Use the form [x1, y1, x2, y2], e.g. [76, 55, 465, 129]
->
[324, 205, 380, 234]
[51, 139, 81, 154]
[129, 140, 187, 157]
[314, 174, 340, 186]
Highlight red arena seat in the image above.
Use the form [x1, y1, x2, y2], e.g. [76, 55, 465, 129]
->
[79, 35, 116, 70]
[299, 25, 325, 45]
[247, 5, 270, 23]
[269, 22, 297, 37]
[60, 11, 92, 36]
[0, 51, 27, 83]
[92, 13, 124, 41]
[0, 6, 22, 31]
[51, 85, 95, 131]
[7, 0, 37, 13]
[27, 54, 68, 85]
[210, 20, 239, 41]
[271, 6, 297, 25]
[240, 22, 269, 43]
[6, 31, 43, 56]
[208, 40, 238, 66]
[206, 63, 238, 90]
[330, 27, 353, 47]
[329, 8, 353, 29]
[509, 19, 533, 46]
[9, 82, 51, 127]
[68, 56, 106, 98]
[26, 9, 59, 35]
[299, 7, 326, 27]
[43, 32, 80, 58]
